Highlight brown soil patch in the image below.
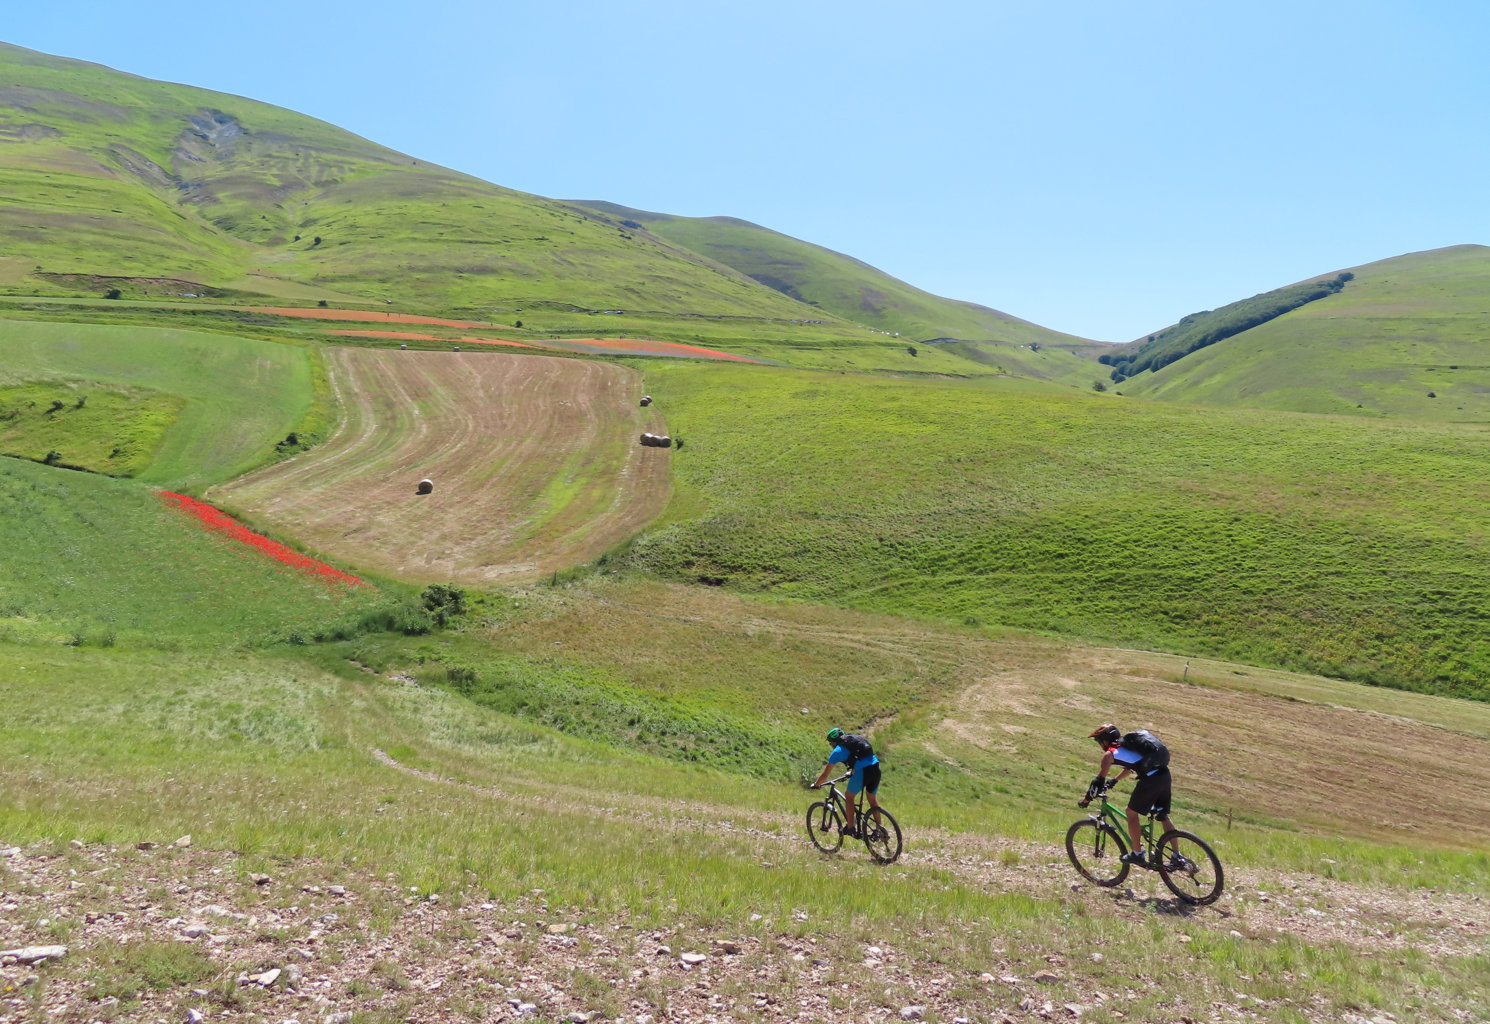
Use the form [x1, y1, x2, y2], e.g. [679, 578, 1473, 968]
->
[547, 337, 762, 362]
[327, 330, 540, 349]
[210, 350, 670, 584]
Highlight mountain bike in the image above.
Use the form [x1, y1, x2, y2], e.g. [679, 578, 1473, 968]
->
[1066, 781, 1224, 905]
[806, 773, 902, 863]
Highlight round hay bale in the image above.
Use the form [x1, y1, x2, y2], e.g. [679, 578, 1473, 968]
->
[400, 343, 408, 350]
[416, 478, 434, 495]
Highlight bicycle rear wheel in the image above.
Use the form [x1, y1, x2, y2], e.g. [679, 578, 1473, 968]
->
[1065, 818, 1130, 886]
[1156, 830, 1224, 905]
[806, 801, 844, 853]
[861, 807, 902, 864]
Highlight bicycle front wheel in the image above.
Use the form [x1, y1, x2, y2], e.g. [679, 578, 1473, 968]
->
[1065, 818, 1130, 886]
[1156, 830, 1224, 905]
[861, 807, 902, 864]
[806, 801, 843, 853]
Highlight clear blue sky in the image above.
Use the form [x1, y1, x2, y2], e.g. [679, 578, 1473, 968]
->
[7, 1, 1488, 341]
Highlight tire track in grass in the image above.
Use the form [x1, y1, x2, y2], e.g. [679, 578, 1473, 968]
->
[369, 746, 1490, 959]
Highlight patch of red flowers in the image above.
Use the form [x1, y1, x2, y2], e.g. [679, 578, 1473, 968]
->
[159, 491, 365, 588]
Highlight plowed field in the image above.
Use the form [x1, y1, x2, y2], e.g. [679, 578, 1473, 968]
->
[212, 350, 671, 584]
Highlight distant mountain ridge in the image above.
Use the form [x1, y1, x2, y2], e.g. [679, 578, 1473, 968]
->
[573, 200, 1091, 348]
[0, 40, 1084, 354]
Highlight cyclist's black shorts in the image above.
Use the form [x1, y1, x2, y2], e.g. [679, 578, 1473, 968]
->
[859, 763, 882, 796]
[1127, 766, 1171, 819]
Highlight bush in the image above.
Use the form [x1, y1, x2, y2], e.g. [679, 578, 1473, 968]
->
[104, 288, 122, 300]
[421, 583, 468, 628]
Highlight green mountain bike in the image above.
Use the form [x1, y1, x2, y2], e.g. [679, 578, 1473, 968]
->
[1066, 781, 1224, 905]
[806, 773, 902, 863]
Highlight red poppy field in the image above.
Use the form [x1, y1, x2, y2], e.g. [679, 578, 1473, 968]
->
[159, 491, 365, 589]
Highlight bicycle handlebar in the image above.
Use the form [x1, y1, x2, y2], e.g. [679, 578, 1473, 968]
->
[812, 772, 853, 789]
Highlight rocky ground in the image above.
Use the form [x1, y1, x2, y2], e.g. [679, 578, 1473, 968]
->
[4, 835, 1486, 1023]
[3, 753, 1487, 1024]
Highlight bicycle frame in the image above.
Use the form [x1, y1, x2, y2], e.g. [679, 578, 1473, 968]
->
[1084, 792, 1162, 862]
[820, 774, 882, 827]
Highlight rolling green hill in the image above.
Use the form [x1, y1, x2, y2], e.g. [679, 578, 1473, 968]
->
[622, 360, 1490, 698]
[0, 42, 837, 321]
[1113, 245, 1490, 420]
[575, 200, 1103, 381]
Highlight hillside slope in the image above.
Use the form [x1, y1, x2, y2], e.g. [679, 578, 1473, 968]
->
[1114, 245, 1490, 420]
[572, 200, 1101, 376]
[0, 42, 831, 320]
[625, 361, 1490, 698]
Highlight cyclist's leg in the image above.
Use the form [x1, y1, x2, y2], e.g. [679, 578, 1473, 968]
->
[1124, 806, 1143, 853]
[861, 763, 883, 824]
[844, 765, 866, 831]
[1127, 771, 1164, 855]
[1148, 770, 1175, 835]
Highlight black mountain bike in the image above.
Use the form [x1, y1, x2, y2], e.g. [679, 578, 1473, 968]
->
[1066, 781, 1224, 905]
[806, 773, 902, 863]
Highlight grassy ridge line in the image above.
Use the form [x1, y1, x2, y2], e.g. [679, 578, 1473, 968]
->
[1116, 245, 1490, 421]
[0, 318, 313, 490]
[1101, 272, 1352, 377]
[0, 42, 869, 326]
[624, 362, 1490, 697]
[574, 201, 1095, 349]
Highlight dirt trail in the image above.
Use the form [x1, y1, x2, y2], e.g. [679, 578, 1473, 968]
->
[368, 746, 1490, 958]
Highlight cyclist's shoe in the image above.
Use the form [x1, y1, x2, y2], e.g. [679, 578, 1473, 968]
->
[1166, 854, 1198, 877]
[842, 826, 860, 839]
[1120, 851, 1150, 869]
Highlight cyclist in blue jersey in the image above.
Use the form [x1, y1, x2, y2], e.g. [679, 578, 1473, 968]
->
[1085, 723, 1177, 867]
[811, 727, 882, 839]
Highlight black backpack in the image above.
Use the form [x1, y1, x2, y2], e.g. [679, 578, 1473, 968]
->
[838, 732, 874, 767]
[1121, 730, 1169, 773]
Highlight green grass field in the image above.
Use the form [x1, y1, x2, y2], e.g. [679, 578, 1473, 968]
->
[0, 457, 390, 648]
[0, 317, 315, 489]
[3, 583, 1488, 1023]
[621, 360, 1490, 697]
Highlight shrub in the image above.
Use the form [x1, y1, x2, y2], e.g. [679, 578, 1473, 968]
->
[421, 583, 468, 628]
[104, 288, 122, 300]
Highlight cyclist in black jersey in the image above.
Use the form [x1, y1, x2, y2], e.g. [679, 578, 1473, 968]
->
[1086, 723, 1177, 867]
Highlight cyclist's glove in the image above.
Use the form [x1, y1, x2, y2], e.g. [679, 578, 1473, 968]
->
[1085, 776, 1106, 801]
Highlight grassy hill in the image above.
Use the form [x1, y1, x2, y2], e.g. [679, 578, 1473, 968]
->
[620, 360, 1490, 698]
[575, 200, 1103, 381]
[1113, 245, 1490, 420]
[0, 42, 841, 322]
